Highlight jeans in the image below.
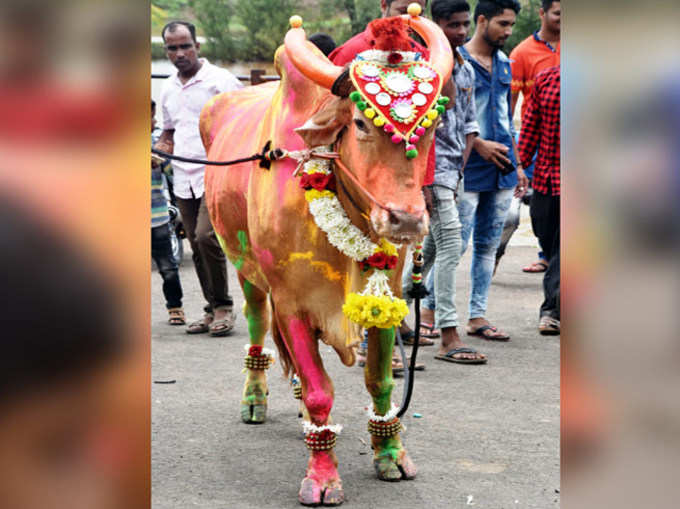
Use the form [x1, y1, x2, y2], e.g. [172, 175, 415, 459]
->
[152, 223, 183, 309]
[402, 185, 462, 329]
[530, 190, 560, 319]
[176, 195, 232, 312]
[457, 186, 514, 318]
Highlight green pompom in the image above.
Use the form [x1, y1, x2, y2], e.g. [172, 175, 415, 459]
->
[436, 105, 446, 114]
[438, 96, 450, 105]
[349, 91, 362, 103]
[357, 101, 368, 111]
[405, 149, 418, 159]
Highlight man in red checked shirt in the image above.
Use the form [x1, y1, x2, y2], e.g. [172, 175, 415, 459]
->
[518, 65, 560, 335]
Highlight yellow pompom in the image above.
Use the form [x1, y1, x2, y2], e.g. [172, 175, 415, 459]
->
[364, 108, 376, 119]
[426, 110, 438, 120]
[373, 117, 386, 127]
[289, 15, 303, 28]
[421, 119, 433, 128]
[407, 3, 422, 17]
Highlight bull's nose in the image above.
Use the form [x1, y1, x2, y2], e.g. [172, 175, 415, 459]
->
[388, 209, 424, 231]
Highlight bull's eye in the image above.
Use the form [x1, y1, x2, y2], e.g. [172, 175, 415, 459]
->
[353, 118, 369, 133]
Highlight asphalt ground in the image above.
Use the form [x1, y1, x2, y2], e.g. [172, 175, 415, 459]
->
[152, 242, 559, 509]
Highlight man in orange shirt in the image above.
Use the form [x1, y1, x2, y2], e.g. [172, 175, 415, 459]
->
[509, 0, 560, 117]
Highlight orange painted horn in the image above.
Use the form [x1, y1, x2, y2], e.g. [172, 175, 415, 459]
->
[401, 8, 454, 82]
[284, 16, 343, 90]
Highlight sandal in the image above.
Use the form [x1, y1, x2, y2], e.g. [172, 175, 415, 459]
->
[522, 260, 548, 273]
[435, 347, 487, 365]
[168, 308, 186, 326]
[539, 316, 560, 336]
[418, 322, 441, 339]
[400, 329, 435, 346]
[186, 313, 213, 334]
[466, 324, 510, 341]
[209, 307, 236, 337]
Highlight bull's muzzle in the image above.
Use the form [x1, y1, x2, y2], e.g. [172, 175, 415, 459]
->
[371, 205, 429, 243]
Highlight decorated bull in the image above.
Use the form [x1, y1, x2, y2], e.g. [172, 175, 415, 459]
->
[199, 5, 453, 506]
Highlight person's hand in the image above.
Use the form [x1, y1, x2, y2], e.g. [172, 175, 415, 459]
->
[474, 138, 511, 169]
[153, 140, 174, 155]
[514, 166, 529, 199]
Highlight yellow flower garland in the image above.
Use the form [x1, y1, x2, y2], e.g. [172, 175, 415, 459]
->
[342, 293, 409, 330]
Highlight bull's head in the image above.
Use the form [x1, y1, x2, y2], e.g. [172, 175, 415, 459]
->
[285, 9, 454, 244]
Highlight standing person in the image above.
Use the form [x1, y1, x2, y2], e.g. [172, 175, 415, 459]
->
[152, 100, 185, 325]
[509, 0, 560, 118]
[495, 0, 560, 274]
[401, 0, 487, 364]
[518, 66, 560, 335]
[457, 0, 529, 341]
[155, 21, 243, 336]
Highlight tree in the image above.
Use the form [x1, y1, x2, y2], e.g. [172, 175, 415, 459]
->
[234, 0, 295, 61]
[188, 0, 237, 60]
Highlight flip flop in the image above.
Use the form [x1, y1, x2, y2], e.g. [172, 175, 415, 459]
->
[418, 322, 441, 339]
[522, 260, 548, 273]
[467, 325, 510, 342]
[168, 308, 186, 325]
[209, 309, 236, 337]
[435, 347, 487, 365]
[400, 329, 435, 346]
[539, 316, 560, 336]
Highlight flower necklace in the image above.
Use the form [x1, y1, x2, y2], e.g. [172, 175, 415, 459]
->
[299, 158, 409, 330]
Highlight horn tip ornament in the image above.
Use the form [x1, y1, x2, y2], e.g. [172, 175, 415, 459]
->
[407, 3, 422, 17]
[289, 15, 303, 28]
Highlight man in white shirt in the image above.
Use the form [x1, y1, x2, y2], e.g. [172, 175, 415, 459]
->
[155, 21, 243, 336]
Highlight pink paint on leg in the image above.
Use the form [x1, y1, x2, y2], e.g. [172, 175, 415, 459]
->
[288, 317, 333, 424]
[307, 451, 339, 483]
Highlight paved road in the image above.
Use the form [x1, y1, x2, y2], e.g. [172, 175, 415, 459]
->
[152, 245, 559, 509]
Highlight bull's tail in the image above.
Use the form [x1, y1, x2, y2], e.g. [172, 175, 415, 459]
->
[269, 296, 293, 378]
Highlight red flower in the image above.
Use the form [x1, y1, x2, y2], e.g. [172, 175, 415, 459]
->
[367, 252, 388, 269]
[326, 174, 337, 191]
[386, 255, 398, 270]
[249, 345, 263, 356]
[309, 173, 331, 191]
[387, 52, 403, 65]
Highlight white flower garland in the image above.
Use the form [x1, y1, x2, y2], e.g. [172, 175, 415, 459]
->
[302, 421, 343, 435]
[365, 404, 400, 422]
[243, 344, 276, 358]
[355, 49, 422, 63]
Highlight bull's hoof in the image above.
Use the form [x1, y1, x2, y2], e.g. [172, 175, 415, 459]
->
[374, 452, 417, 481]
[240, 403, 267, 424]
[298, 477, 344, 506]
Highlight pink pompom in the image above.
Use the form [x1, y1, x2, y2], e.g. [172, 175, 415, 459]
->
[409, 135, 420, 143]
[391, 134, 403, 144]
[405, 144, 416, 151]
[383, 124, 395, 133]
[415, 127, 426, 136]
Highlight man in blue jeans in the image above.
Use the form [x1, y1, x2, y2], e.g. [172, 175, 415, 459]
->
[457, 0, 529, 341]
[401, 0, 487, 364]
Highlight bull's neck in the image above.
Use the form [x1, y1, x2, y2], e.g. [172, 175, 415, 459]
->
[334, 165, 375, 244]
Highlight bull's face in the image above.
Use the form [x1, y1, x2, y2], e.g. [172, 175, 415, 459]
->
[296, 96, 435, 243]
[286, 13, 454, 244]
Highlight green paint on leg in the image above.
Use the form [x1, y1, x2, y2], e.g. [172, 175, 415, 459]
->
[233, 230, 249, 270]
[372, 327, 396, 415]
[375, 436, 402, 462]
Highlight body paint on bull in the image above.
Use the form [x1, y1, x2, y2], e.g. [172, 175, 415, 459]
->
[287, 317, 334, 425]
[365, 326, 396, 415]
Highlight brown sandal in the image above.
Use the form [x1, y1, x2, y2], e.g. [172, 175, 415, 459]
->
[168, 308, 186, 326]
[209, 307, 236, 337]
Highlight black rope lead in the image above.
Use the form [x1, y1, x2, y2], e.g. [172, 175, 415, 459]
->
[151, 140, 283, 170]
[397, 243, 428, 419]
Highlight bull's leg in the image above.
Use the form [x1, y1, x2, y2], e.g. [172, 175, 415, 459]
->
[239, 274, 270, 424]
[278, 315, 344, 507]
[365, 326, 417, 481]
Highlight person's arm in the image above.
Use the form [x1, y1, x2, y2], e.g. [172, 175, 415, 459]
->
[511, 135, 528, 198]
[472, 137, 510, 168]
[154, 129, 175, 155]
[509, 48, 525, 117]
[441, 76, 456, 110]
[510, 91, 521, 118]
[462, 78, 479, 169]
[518, 81, 541, 169]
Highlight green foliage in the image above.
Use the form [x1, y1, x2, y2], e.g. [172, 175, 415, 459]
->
[150, 0, 540, 62]
[233, 0, 295, 61]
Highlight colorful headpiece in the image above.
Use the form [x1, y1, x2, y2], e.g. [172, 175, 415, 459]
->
[347, 18, 449, 159]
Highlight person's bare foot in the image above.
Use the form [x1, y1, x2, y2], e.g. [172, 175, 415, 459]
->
[437, 327, 486, 362]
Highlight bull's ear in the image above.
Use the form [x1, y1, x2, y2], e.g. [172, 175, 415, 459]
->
[294, 96, 353, 148]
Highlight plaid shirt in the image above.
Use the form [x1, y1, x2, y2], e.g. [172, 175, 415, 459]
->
[518, 66, 560, 196]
